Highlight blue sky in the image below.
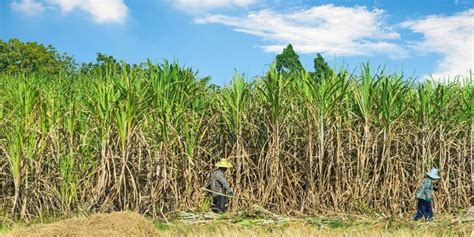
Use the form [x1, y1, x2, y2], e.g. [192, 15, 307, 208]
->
[1, 0, 473, 85]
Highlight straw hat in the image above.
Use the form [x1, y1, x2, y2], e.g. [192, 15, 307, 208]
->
[215, 159, 233, 168]
[426, 168, 441, 180]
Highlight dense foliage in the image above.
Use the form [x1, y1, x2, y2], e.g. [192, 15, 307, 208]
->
[275, 44, 305, 74]
[0, 59, 471, 221]
[0, 39, 76, 76]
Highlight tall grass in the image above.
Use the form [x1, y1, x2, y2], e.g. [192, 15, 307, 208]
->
[0, 62, 472, 221]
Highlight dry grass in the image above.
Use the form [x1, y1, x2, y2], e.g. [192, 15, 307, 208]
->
[7, 212, 157, 237]
[155, 220, 474, 237]
[2, 210, 473, 237]
[158, 207, 474, 237]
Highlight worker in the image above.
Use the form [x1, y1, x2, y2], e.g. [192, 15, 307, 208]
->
[208, 158, 234, 213]
[413, 167, 441, 221]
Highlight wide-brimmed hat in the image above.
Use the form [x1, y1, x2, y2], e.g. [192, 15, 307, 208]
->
[426, 168, 441, 180]
[215, 159, 233, 168]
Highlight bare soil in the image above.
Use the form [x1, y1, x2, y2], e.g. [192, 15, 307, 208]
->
[8, 211, 158, 237]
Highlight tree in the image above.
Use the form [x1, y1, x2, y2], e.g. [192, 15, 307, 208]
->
[0, 38, 75, 75]
[313, 53, 333, 80]
[79, 52, 147, 76]
[275, 44, 304, 74]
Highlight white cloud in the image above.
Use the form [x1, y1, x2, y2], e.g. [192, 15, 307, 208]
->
[173, 0, 258, 13]
[51, 0, 128, 23]
[10, 0, 127, 23]
[10, 0, 45, 16]
[401, 9, 474, 81]
[195, 5, 407, 58]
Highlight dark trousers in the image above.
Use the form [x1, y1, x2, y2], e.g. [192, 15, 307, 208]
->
[212, 195, 229, 213]
[413, 199, 433, 221]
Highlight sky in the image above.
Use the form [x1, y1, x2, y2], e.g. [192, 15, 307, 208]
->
[0, 0, 473, 85]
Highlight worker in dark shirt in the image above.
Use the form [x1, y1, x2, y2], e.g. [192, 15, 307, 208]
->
[208, 159, 234, 213]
